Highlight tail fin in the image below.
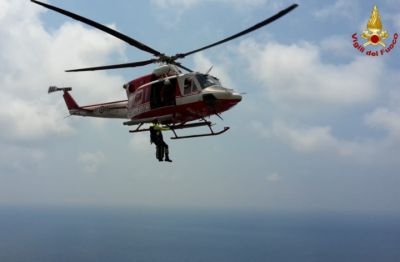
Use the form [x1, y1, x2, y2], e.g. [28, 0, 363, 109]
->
[48, 86, 79, 110]
[63, 91, 79, 110]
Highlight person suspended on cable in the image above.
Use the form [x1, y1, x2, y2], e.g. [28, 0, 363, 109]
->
[149, 119, 172, 162]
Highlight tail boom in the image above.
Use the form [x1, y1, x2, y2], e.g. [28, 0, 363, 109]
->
[48, 86, 127, 119]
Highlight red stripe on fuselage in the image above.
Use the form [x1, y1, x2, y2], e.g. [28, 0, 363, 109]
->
[132, 98, 240, 124]
[81, 100, 128, 109]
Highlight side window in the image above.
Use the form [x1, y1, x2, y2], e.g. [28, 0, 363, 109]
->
[183, 78, 199, 95]
[134, 91, 142, 105]
[184, 79, 192, 95]
[144, 86, 150, 103]
[192, 81, 198, 93]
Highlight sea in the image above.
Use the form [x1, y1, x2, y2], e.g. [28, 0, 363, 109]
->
[0, 207, 399, 262]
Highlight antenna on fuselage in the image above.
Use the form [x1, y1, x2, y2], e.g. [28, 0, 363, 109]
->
[205, 66, 213, 75]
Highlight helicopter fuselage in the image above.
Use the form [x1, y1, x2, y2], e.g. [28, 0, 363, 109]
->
[55, 65, 242, 126]
[124, 66, 242, 125]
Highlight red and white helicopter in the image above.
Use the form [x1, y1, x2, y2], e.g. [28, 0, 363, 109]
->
[33, 0, 298, 139]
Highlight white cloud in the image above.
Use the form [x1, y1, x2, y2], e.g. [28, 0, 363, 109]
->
[78, 151, 106, 174]
[253, 120, 377, 159]
[238, 39, 382, 107]
[273, 123, 337, 153]
[365, 108, 400, 139]
[252, 117, 400, 170]
[193, 53, 235, 89]
[222, 0, 267, 9]
[130, 132, 152, 154]
[0, 145, 46, 173]
[271, 121, 356, 156]
[265, 173, 281, 183]
[392, 14, 400, 32]
[151, 0, 267, 10]
[0, 0, 127, 141]
[150, 0, 269, 24]
[320, 35, 355, 59]
[314, 0, 359, 19]
[151, 0, 200, 10]
[0, 95, 73, 140]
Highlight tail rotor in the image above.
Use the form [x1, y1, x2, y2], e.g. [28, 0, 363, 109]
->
[48, 86, 72, 94]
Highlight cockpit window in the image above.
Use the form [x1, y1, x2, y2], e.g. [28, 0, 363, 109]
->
[183, 79, 192, 95]
[196, 74, 220, 89]
[182, 78, 200, 95]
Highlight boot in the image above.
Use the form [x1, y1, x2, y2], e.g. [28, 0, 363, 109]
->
[164, 147, 172, 162]
[165, 153, 172, 162]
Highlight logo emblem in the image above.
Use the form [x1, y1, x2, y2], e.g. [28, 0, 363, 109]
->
[361, 6, 388, 47]
[352, 5, 397, 56]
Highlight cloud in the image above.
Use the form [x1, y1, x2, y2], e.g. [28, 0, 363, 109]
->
[151, 0, 200, 10]
[193, 53, 235, 89]
[238, 39, 382, 107]
[320, 35, 355, 59]
[0, 0, 127, 141]
[392, 14, 400, 32]
[269, 121, 357, 156]
[0, 95, 73, 140]
[220, 0, 268, 9]
[365, 108, 400, 140]
[151, 0, 267, 10]
[252, 119, 400, 168]
[130, 132, 152, 154]
[243, 33, 400, 165]
[314, 0, 360, 19]
[265, 173, 281, 183]
[78, 151, 106, 174]
[0, 145, 46, 173]
[150, 0, 268, 24]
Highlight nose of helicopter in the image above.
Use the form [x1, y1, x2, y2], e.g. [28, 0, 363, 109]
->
[205, 87, 242, 102]
[230, 91, 242, 102]
[202, 87, 242, 112]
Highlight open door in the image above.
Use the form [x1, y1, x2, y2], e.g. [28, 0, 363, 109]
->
[150, 78, 177, 109]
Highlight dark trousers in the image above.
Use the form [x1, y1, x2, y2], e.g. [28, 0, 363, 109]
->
[154, 140, 169, 160]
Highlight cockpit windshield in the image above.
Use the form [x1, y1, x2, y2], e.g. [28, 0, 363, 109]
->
[196, 74, 221, 89]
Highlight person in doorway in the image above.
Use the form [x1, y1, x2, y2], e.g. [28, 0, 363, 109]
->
[149, 120, 172, 162]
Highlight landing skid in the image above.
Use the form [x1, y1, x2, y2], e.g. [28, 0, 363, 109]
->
[129, 121, 229, 140]
[170, 122, 229, 140]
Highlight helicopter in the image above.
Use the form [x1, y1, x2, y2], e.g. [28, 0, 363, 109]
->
[33, 0, 298, 139]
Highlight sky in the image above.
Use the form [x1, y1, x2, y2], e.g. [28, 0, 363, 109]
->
[0, 0, 399, 214]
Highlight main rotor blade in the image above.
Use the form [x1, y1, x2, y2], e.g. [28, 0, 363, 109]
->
[176, 4, 298, 58]
[173, 62, 193, 73]
[31, 0, 162, 57]
[65, 59, 158, 72]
